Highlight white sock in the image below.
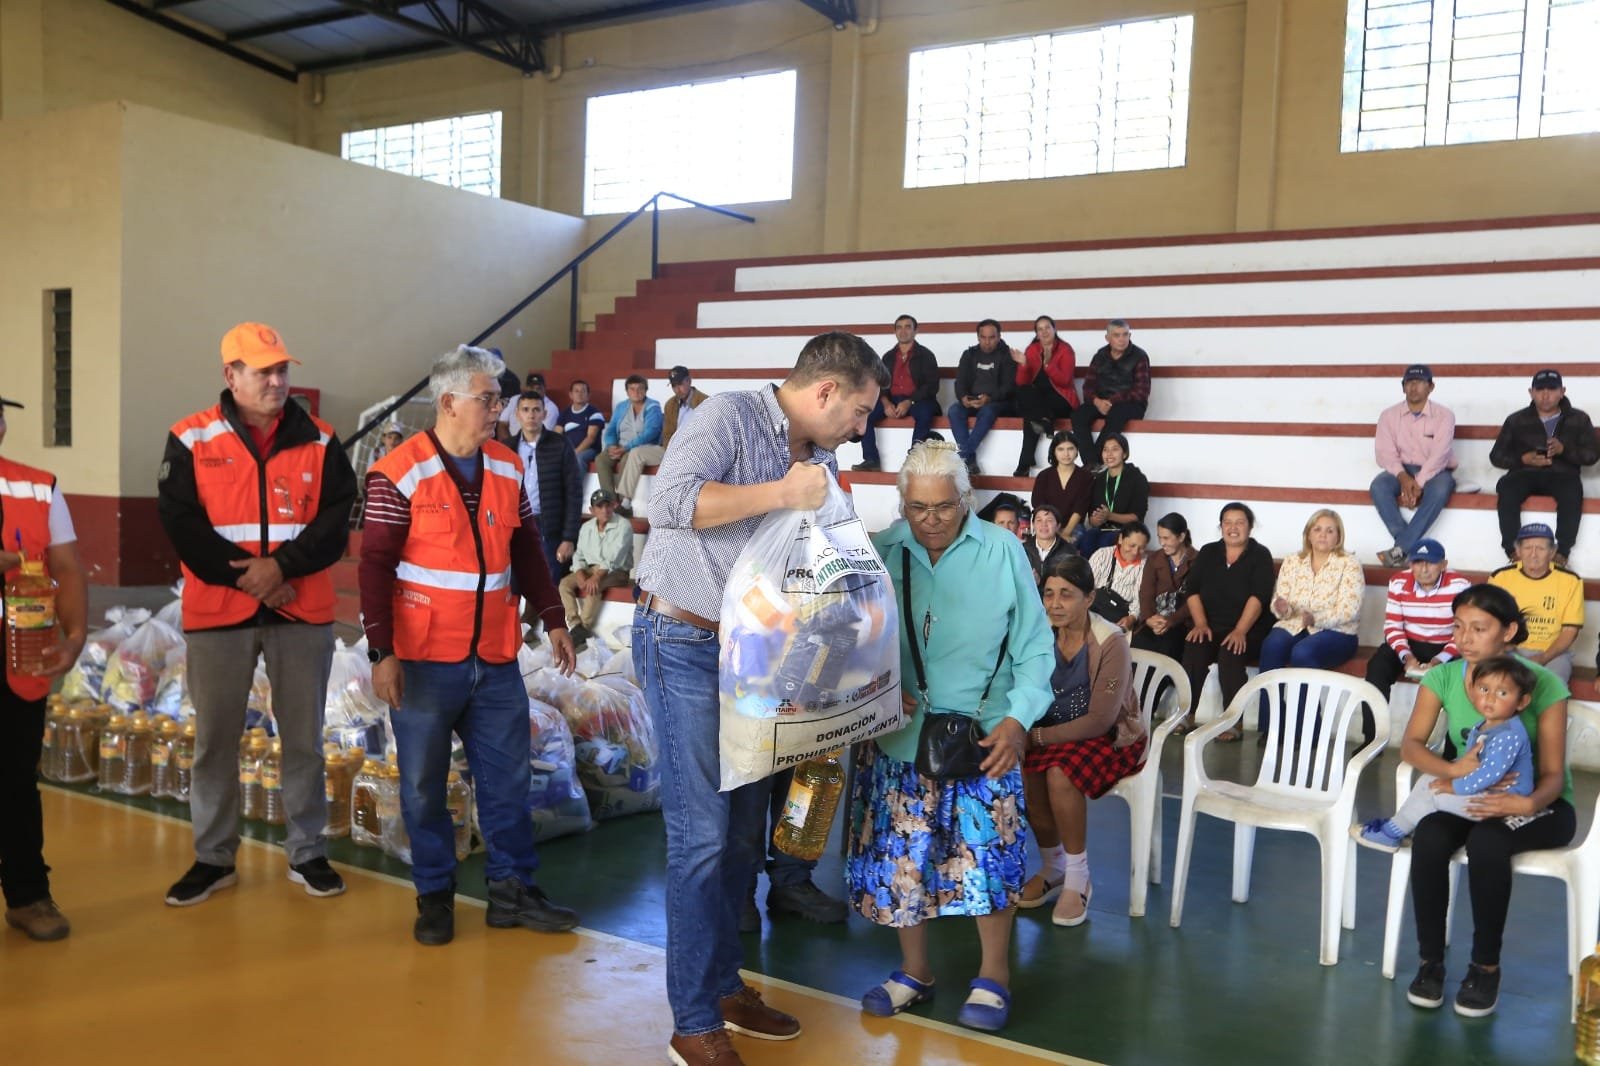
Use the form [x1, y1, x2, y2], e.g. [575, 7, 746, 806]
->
[1039, 844, 1066, 883]
[1062, 850, 1090, 895]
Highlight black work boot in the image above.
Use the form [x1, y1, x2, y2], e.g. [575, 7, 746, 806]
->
[486, 878, 579, 932]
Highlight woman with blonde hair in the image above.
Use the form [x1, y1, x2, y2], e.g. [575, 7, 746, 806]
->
[1255, 507, 1364, 735]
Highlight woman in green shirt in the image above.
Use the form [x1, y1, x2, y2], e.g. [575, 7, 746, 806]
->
[1399, 583, 1575, 1018]
[850, 442, 1053, 1033]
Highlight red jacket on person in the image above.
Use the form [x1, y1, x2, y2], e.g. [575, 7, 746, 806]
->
[1014, 340, 1078, 406]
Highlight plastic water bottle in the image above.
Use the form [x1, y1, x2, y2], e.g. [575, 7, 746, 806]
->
[1578, 942, 1600, 1063]
[771, 751, 845, 861]
[5, 554, 58, 677]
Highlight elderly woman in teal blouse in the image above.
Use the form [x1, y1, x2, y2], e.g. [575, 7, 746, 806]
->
[849, 441, 1053, 1033]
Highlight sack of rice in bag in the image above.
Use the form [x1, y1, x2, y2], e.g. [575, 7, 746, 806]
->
[558, 674, 659, 819]
[718, 468, 901, 791]
[528, 697, 593, 842]
[61, 607, 151, 702]
[324, 640, 388, 753]
[103, 617, 184, 711]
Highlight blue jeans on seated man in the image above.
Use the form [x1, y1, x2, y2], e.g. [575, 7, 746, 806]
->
[392, 657, 540, 896]
[946, 399, 1015, 462]
[1255, 627, 1360, 735]
[1370, 464, 1454, 554]
[633, 605, 770, 1037]
[860, 395, 940, 465]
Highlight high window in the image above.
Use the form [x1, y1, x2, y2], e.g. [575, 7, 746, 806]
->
[341, 111, 502, 197]
[584, 70, 797, 215]
[1341, 0, 1600, 151]
[903, 16, 1194, 188]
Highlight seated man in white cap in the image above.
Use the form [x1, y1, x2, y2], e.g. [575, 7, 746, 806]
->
[1490, 522, 1584, 684]
[557, 489, 634, 649]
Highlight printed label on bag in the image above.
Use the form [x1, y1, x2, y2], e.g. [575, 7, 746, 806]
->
[780, 782, 815, 830]
[781, 518, 884, 595]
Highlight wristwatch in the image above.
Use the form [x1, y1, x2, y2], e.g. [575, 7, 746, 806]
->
[367, 647, 392, 664]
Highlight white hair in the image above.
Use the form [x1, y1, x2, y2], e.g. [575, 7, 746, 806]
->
[429, 345, 506, 407]
[896, 440, 973, 515]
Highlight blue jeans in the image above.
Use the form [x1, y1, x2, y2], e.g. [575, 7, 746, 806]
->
[633, 605, 770, 1036]
[861, 396, 939, 464]
[392, 657, 538, 895]
[946, 399, 1014, 461]
[575, 446, 599, 471]
[1370, 464, 1454, 554]
[542, 530, 570, 585]
[1256, 628, 1360, 734]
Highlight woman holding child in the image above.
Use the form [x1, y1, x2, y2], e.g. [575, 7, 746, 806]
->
[1385, 584, 1575, 1018]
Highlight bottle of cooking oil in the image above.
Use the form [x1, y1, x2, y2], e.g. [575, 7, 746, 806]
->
[4, 554, 58, 677]
[40, 701, 66, 782]
[379, 763, 410, 864]
[174, 723, 197, 803]
[323, 746, 361, 838]
[97, 715, 129, 792]
[120, 713, 154, 796]
[771, 751, 845, 862]
[351, 759, 384, 847]
[150, 719, 179, 798]
[446, 771, 473, 861]
[1578, 942, 1600, 1063]
[240, 735, 269, 820]
[262, 740, 285, 826]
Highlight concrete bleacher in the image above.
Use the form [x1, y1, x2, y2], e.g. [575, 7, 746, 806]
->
[537, 213, 1600, 757]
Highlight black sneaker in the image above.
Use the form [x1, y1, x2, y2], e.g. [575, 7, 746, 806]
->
[567, 623, 592, 651]
[1406, 960, 1446, 1009]
[415, 890, 455, 946]
[767, 880, 848, 924]
[1454, 963, 1500, 1017]
[485, 878, 579, 932]
[288, 857, 346, 898]
[616, 502, 633, 518]
[165, 861, 239, 907]
[851, 461, 881, 473]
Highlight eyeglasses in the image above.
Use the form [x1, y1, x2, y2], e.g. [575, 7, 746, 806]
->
[906, 501, 962, 519]
[450, 391, 508, 410]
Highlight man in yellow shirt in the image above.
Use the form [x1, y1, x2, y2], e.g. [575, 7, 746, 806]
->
[1489, 522, 1583, 683]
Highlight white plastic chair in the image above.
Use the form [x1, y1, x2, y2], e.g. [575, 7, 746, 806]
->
[1358, 701, 1600, 1019]
[1169, 668, 1390, 965]
[1108, 650, 1192, 917]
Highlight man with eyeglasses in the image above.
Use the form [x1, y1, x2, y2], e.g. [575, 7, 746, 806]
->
[158, 322, 357, 907]
[361, 345, 577, 946]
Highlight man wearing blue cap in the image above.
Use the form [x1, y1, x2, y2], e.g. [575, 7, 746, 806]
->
[1371, 364, 1457, 568]
[1491, 522, 1584, 684]
[1361, 538, 1471, 745]
[1490, 368, 1597, 565]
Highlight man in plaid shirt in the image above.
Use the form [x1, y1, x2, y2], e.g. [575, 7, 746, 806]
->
[1070, 319, 1151, 467]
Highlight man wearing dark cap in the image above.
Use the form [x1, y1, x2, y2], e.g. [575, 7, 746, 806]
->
[557, 488, 634, 649]
[1491, 522, 1584, 684]
[1371, 364, 1458, 567]
[1490, 369, 1598, 565]
[613, 366, 707, 517]
[0, 394, 89, 941]
[1361, 538, 1471, 745]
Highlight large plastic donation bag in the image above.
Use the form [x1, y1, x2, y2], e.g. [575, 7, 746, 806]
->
[718, 469, 901, 791]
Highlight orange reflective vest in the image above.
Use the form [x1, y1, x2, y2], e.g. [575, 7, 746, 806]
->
[0, 456, 57, 700]
[370, 433, 523, 664]
[169, 404, 337, 630]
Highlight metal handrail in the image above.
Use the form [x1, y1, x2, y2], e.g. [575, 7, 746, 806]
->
[345, 191, 755, 450]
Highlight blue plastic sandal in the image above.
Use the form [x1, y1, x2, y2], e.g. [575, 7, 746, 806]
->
[957, 978, 1011, 1031]
[861, 970, 936, 1017]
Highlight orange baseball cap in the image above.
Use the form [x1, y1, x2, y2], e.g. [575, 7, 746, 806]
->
[221, 322, 301, 368]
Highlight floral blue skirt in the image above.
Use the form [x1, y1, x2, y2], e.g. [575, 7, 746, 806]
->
[845, 741, 1029, 928]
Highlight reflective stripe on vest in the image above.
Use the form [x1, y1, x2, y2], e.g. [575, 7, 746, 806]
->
[214, 523, 308, 544]
[394, 561, 513, 593]
[0, 478, 53, 503]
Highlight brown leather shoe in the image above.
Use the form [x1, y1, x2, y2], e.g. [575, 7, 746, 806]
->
[5, 898, 71, 941]
[719, 984, 800, 1041]
[667, 1028, 745, 1065]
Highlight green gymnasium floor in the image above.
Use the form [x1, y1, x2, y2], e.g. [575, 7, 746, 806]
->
[49, 732, 1589, 1066]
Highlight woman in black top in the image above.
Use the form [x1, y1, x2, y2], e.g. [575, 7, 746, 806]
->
[1080, 434, 1149, 555]
[1180, 502, 1275, 742]
[1030, 432, 1091, 548]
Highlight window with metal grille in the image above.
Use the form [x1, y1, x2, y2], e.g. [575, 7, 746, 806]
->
[903, 17, 1194, 189]
[583, 70, 797, 216]
[47, 289, 70, 448]
[340, 111, 502, 197]
[1341, 0, 1600, 151]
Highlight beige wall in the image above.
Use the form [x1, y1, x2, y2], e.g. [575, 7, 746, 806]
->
[115, 103, 588, 493]
[0, 102, 124, 497]
[0, 0, 297, 138]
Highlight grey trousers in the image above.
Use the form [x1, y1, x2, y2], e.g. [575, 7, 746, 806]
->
[1391, 773, 1485, 834]
[185, 623, 335, 866]
[1516, 646, 1573, 685]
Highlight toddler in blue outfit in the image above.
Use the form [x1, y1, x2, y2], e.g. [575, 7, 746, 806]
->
[1361, 654, 1536, 851]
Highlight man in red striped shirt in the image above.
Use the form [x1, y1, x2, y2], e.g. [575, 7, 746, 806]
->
[1362, 538, 1471, 745]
